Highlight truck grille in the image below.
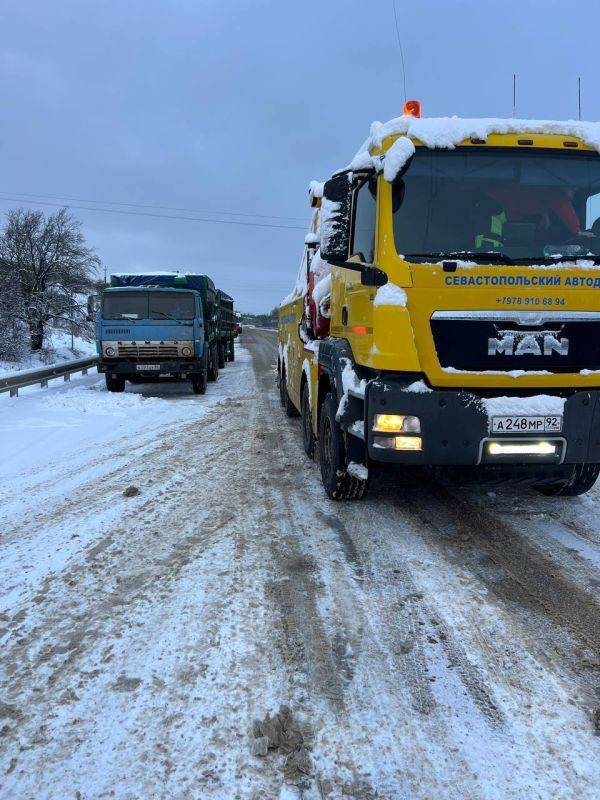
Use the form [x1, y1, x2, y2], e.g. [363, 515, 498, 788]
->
[102, 340, 191, 359]
[117, 343, 180, 358]
[431, 311, 600, 373]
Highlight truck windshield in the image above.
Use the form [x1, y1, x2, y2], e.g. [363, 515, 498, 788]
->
[103, 292, 196, 320]
[149, 292, 195, 320]
[392, 148, 600, 262]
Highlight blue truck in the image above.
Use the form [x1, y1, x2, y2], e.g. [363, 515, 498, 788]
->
[96, 272, 234, 393]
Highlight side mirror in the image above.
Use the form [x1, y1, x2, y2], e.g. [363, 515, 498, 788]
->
[361, 268, 388, 287]
[87, 294, 98, 322]
[320, 172, 352, 263]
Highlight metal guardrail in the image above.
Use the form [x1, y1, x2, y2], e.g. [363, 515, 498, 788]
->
[0, 356, 98, 397]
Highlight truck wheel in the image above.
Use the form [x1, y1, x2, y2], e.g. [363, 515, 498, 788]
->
[208, 345, 219, 382]
[301, 381, 315, 458]
[534, 464, 600, 496]
[218, 343, 226, 369]
[318, 392, 368, 500]
[106, 374, 125, 393]
[279, 367, 299, 418]
[191, 372, 207, 394]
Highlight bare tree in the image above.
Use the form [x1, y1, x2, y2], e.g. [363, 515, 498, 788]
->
[0, 208, 101, 351]
[0, 265, 27, 360]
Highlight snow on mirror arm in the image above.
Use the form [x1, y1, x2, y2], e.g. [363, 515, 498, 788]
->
[391, 148, 600, 264]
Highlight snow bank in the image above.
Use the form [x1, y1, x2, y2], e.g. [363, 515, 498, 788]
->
[44, 384, 166, 417]
[483, 395, 566, 417]
[347, 461, 368, 480]
[337, 358, 367, 418]
[0, 331, 96, 379]
[308, 180, 324, 204]
[303, 340, 320, 354]
[301, 358, 312, 404]
[348, 420, 364, 436]
[347, 115, 600, 186]
[278, 340, 289, 375]
[312, 272, 332, 318]
[348, 133, 382, 171]
[319, 196, 341, 256]
[363, 116, 600, 154]
[404, 380, 432, 394]
[373, 283, 407, 307]
[435, 259, 478, 269]
[111, 270, 183, 278]
[443, 367, 552, 378]
[382, 136, 415, 182]
[449, 259, 598, 271]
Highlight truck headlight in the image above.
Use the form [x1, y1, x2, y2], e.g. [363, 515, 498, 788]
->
[105, 346, 116, 357]
[373, 414, 421, 434]
[181, 346, 192, 357]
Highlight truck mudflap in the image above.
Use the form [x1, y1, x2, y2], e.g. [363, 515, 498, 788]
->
[364, 377, 600, 466]
[99, 360, 202, 376]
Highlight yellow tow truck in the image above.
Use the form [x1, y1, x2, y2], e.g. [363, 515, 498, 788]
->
[279, 102, 600, 499]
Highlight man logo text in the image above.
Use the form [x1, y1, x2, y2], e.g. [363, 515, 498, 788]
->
[488, 334, 569, 357]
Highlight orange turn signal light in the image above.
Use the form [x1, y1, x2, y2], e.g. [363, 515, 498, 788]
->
[403, 99, 422, 118]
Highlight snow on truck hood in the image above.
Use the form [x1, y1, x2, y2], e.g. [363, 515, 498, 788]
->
[353, 115, 600, 160]
[346, 116, 600, 179]
[309, 115, 600, 200]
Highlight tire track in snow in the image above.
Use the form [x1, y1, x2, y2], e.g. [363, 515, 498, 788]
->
[257, 417, 348, 712]
[0, 403, 230, 547]
[316, 511, 437, 717]
[397, 483, 600, 704]
[246, 331, 489, 799]
[1, 373, 286, 799]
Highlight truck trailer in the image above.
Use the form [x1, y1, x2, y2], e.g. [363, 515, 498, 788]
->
[279, 102, 600, 499]
[97, 272, 232, 394]
[217, 289, 236, 366]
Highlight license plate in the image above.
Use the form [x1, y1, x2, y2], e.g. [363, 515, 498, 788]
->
[136, 364, 160, 371]
[491, 415, 563, 433]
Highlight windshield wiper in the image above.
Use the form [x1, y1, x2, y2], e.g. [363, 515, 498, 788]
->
[152, 310, 186, 323]
[405, 251, 514, 264]
[507, 255, 600, 265]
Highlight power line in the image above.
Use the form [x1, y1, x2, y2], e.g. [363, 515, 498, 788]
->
[0, 189, 307, 223]
[0, 196, 306, 231]
[392, 0, 407, 104]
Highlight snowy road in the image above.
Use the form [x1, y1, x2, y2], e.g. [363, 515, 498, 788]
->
[1, 328, 599, 800]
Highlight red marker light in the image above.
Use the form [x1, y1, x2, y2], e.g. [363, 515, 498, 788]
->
[403, 100, 422, 118]
[350, 325, 370, 335]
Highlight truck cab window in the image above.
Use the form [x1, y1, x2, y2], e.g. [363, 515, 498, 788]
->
[149, 292, 196, 320]
[351, 176, 377, 263]
[103, 292, 148, 319]
[393, 149, 600, 260]
[586, 191, 600, 233]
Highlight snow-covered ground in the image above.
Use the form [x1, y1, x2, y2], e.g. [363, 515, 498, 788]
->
[1, 330, 599, 800]
[0, 329, 96, 378]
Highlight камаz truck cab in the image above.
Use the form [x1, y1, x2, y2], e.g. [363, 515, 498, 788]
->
[279, 102, 600, 499]
[97, 272, 227, 394]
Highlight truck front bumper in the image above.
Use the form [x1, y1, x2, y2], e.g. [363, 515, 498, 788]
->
[363, 377, 600, 467]
[99, 359, 203, 376]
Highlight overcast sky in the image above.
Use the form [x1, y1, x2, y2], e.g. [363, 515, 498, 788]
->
[1, 0, 600, 311]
